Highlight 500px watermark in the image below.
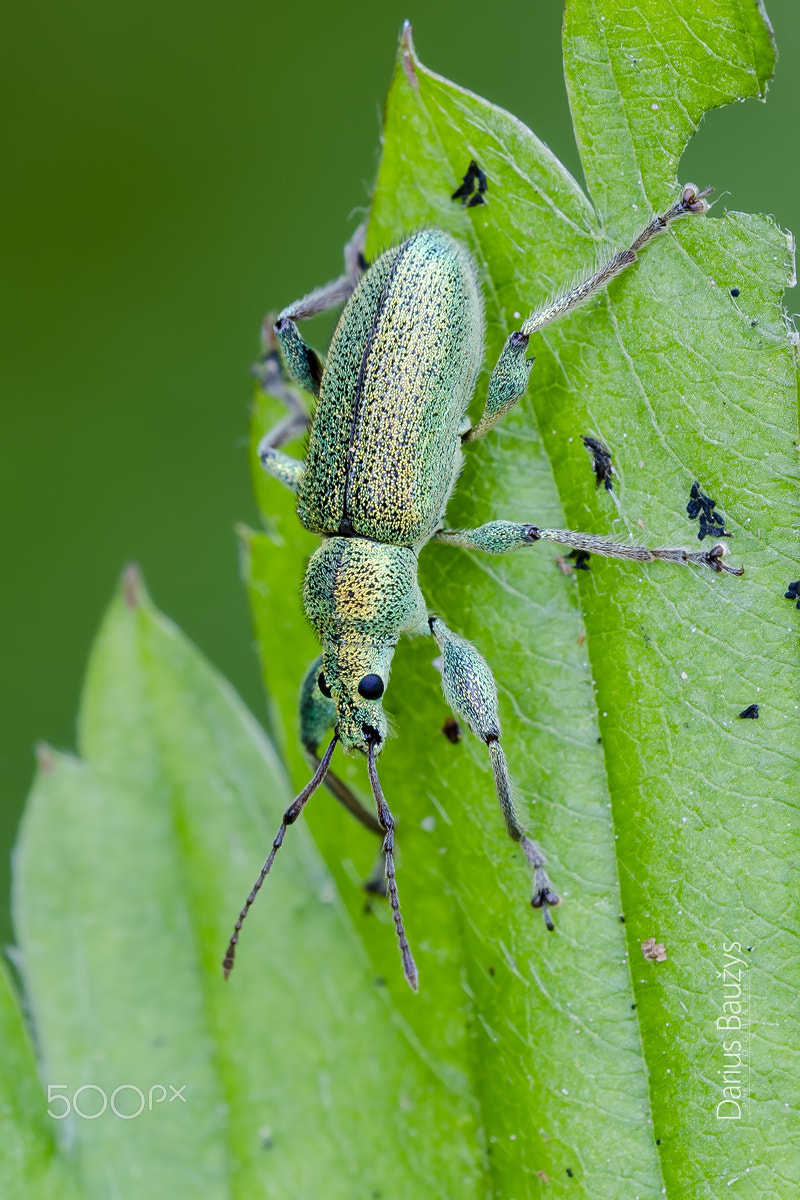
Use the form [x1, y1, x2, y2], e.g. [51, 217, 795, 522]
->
[714, 940, 750, 1122]
[47, 1084, 187, 1120]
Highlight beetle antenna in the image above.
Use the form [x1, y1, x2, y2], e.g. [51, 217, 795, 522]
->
[303, 747, 384, 836]
[366, 739, 419, 991]
[222, 731, 339, 979]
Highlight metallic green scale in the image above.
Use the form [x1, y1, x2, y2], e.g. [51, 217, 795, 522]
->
[298, 230, 483, 545]
[234, 184, 727, 989]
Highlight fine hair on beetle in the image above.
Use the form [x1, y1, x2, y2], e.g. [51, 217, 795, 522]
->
[224, 166, 743, 991]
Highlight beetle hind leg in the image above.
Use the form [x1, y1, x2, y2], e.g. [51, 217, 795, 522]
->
[253, 317, 310, 493]
[519, 184, 712, 341]
[254, 223, 369, 483]
[268, 223, 368, 397]
[257, 434, 306, 495]
[429, 616, 559, 930]
[463, 185, 712, 444]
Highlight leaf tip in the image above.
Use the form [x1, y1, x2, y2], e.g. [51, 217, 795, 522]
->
[35, 742, 56, 774]
[122, 562, 143, 609]
[397, 19, 419, 91]
[755, 0, 778, 86]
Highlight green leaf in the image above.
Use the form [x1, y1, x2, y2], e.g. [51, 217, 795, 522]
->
[0, 955, 80, 1199]
[245, 4, 799, 1198]
[5, 5, 797, 1198]
[10, 571, 485, 1197]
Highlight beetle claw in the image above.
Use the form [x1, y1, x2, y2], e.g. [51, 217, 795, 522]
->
[531, 875, 560, 932]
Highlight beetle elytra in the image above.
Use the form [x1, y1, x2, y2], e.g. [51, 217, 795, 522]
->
[223, 182, 741, 991]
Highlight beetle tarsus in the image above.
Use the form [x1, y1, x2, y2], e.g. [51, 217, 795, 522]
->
[681, 182, 713, 213]
[704, 543, 744, 576]
[538, 898, 556, 933]
[522, 835, 559, 932]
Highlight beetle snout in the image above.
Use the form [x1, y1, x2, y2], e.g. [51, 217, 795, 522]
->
[355, 720, 385, 758]
[335, 702, 388, 755]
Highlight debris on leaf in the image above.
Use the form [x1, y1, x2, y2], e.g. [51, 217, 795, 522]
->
[641, 937, 667, 962]
[784, 580, 800, 610]
[738, 704, 759, 719]
[686, 481, 732, 540]
[582, 435, 615, 491]
[567, 549, 592, 571]
[441, 715, 462, 743]
[451, 159, 487, 207]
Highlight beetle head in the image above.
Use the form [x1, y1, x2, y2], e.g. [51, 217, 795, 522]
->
[317, 643, 393, 754]
[304, 538, 427, 755]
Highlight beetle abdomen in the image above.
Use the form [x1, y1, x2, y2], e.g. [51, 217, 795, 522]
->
[297, 230, 484, 545]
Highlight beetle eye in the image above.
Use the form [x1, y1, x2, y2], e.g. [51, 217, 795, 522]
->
[318, 672, 332, 698]
[357, 673, 384, 700]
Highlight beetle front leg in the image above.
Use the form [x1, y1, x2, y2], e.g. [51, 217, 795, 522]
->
[434, 520, 743, 575]
[299, 655, 383, 836]
[428, 616, 559, 929]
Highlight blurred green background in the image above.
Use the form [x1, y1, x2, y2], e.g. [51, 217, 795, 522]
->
[2, 0, 798, 947]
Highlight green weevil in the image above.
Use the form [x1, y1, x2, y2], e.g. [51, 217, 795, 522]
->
[223, 179, 741, 991]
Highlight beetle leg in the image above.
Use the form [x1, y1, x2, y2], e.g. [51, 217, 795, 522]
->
[463, 185, 711, 442]
[258, 440, 306, 493]
[273, 316, 325, 397]
[428, 616, 559, 929]
[268, 223, 368, 397]
[433, 520, 743, 575]
[276, 223, 367, 323]
[299, 654, 383, 836]
[253, 317, 310, 491]
[521, 183, 712, 339]
[252, 314, 310, 416]
[462, 330, 535, 443]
